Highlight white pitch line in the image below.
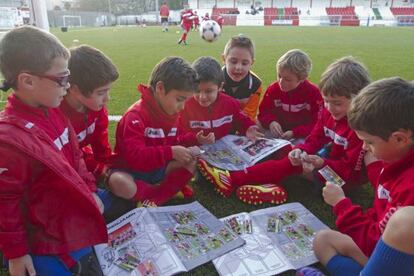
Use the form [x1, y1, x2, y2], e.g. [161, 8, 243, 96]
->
[108, 115, 122, 122]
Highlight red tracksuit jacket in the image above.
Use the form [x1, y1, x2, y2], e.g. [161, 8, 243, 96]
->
[297, 108, 365, 185]
[177, 93, 255, 146]
[60, 99, 112, 174]
[258, 79, 322, 138]
[0, 95, 106, 259]
[333, 150, 414, 256]
[113, 84, 177, 172]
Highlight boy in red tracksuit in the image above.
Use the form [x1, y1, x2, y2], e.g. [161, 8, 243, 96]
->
[258, 49, 322, 142]
[60, 45, 118, 179]
[199, 57, 370, 205]
[177, 56, 263, 147]
[0, 26, 107, 275]
[178, 7, 195, 45]
[308, 77, 414, 275]
[109, 57, 199, 206]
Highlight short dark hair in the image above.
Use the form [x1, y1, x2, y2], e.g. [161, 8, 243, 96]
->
[348, 77, 414, 140]
[192, 56, 223, 87]
[149, 57, 198, 94]
[0, 26, 69, 89]
[319, 56, 370, 99]
[69, 45, 119, 96]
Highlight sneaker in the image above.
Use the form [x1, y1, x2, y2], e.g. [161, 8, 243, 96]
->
[178, 39, 182, 44]
[236, 184, 287, 205]
[174, 184, 194, 199]
[198, 159, 234, 197]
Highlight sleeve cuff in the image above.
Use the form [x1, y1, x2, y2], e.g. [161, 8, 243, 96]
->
[333, 197, 352, 216]
[0, 236, 29, 259]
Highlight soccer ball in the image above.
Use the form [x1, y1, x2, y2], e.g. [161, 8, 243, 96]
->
[200, 20, 221, 42]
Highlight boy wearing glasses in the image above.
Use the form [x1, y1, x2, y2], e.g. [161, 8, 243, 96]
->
[60, 45, 118, 180]
[0, 26, 107, 275]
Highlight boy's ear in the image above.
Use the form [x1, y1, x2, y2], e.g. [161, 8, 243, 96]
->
[390, 129, 413, 145]
[221, 54, 226, 63]
[155, 81, 165, 96]
[17, 73, 36, 90]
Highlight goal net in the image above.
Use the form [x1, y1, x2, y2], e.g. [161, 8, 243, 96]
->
[63, 15, 82, 27]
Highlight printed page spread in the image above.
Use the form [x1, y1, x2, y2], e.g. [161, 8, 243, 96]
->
[200, 134, 291, 171]
[213, 202, 328, 276]
[95, 201, 245, 276]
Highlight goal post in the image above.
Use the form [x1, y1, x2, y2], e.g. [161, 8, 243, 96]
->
[63, 15, 82, 27]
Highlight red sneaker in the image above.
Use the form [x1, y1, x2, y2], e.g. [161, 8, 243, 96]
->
[198, 159, 234, 197]
[236, 184, 287, 205]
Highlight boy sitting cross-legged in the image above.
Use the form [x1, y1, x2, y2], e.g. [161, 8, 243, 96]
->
[258, 49, 322, 141]
[108, 57, 199, 206]
[299, 77, 414, 276]
[199, 57, 370, 205]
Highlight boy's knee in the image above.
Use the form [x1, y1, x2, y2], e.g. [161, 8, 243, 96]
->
[108, 172, 136, 197]
[313, 229, 335, 249]
[313, 229, 335, 255]
[384, 206, 414, 238]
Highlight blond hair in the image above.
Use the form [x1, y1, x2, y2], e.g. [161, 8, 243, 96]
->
[277, 49, 312, 80]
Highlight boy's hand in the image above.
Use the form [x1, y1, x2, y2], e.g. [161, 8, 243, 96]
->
[306, 155, 324, 169]
[246, 125, 264, 142]
[9, 255, 36, 276]
[322, 182, 346, 206]
[281, 130, 293, 140]
[92, 192, 104, 214]
[364, 151, 378, 166]
[196, 131, 215, 145]
[172, 146, 193, 163]
[188, 146, 204, 157]
[269, 121, 283, 137]
[288, 149, 303, 166]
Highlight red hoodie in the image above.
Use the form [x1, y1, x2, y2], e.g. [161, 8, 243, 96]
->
[113, 84, 177, 172]
[333, 149, 414, 256]
[0, 95, 106, 259]
[296, 108, 365, 186]
[60, 99, 112, 174]
[177, 92, 255, 146]
[258, 79, 322, 138]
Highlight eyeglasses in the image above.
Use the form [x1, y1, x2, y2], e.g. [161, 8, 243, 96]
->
[31, 72, 71, 87]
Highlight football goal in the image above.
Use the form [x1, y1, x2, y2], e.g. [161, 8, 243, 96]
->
[63, 15, 82, 27]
